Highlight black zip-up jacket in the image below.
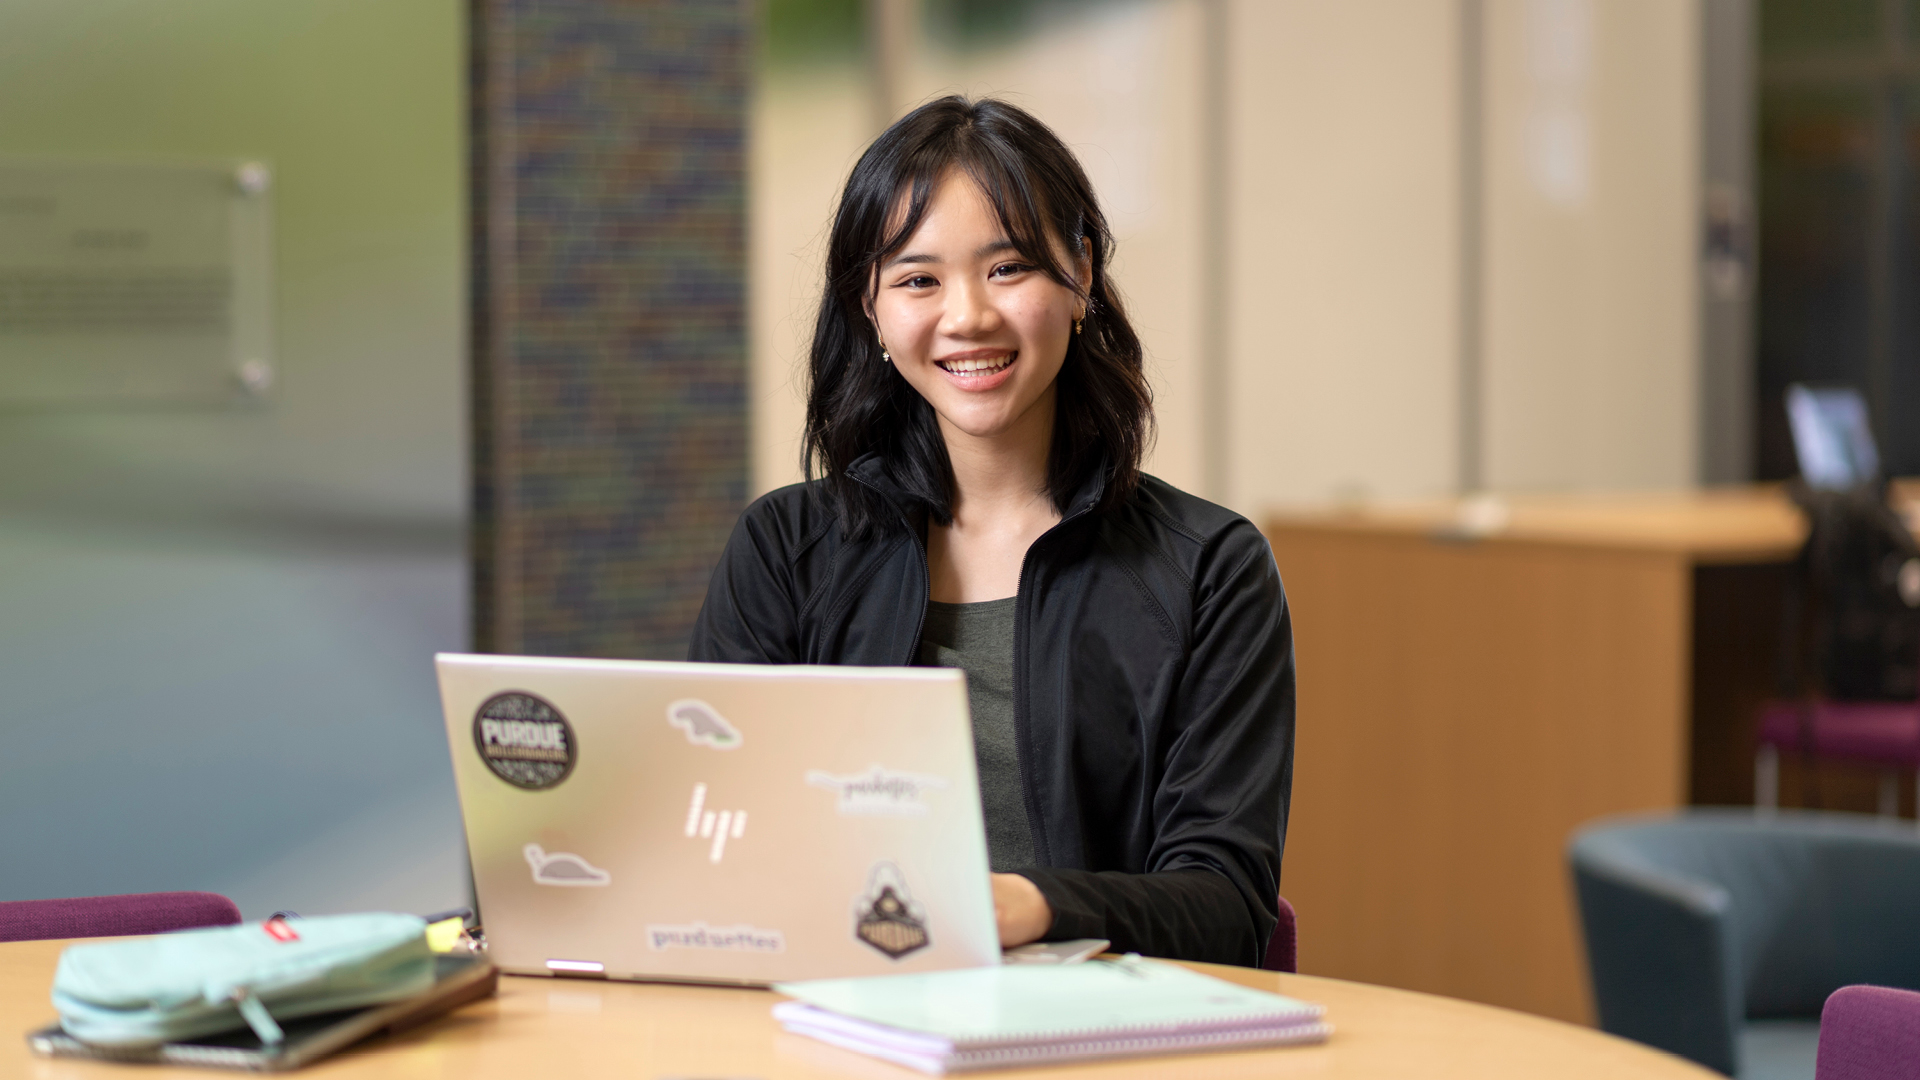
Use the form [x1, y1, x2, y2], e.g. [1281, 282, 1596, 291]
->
[688, 455, 1296, 966]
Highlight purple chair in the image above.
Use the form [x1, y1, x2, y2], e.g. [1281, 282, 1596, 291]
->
[1261, 894, 1297, 973]
[0, 892, 242, 943]
[1816, 985, 1920, 1080]
[1756, 700, 1920, 821]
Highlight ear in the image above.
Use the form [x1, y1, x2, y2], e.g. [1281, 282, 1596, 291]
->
[1075, 237, 1094, 312]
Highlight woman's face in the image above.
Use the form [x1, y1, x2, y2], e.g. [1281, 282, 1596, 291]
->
[868, 172, 1089, 446]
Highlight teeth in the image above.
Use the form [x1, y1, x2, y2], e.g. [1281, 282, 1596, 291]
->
[940, 355, 1014, 375]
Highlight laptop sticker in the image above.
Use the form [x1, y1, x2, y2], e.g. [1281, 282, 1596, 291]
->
[473, 691, 577, 790]
[667, 699, 742, 749]
[854, 862, 930, 960]
[683, 782, 748, 862]
[646, 922, 786, 954]
[524, 843, 611, 886]
[806, 765, 948, 816]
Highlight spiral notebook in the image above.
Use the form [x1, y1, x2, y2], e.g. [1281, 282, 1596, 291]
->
[772, 954, 1329, 1074]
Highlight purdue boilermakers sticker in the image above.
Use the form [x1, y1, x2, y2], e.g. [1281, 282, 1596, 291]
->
[473, 692, 576, 789]
[854, 862, 930, 960]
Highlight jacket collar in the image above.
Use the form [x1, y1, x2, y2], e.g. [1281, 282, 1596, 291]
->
[844, 450, 1110, 525]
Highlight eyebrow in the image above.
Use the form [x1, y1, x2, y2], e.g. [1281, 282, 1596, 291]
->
[881, 239, 1020, 270]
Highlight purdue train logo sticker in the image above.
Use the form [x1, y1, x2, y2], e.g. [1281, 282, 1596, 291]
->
[854, 863, 930, 959]
[473, 692, 577, 789]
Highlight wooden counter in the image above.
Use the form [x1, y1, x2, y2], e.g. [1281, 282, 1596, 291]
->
[1264, 483, 1917, 1025]
[0, 938, 1719, 1079]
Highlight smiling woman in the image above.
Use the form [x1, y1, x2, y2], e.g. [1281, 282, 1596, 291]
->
[691, 97, 1296, 967]
[805, 97, 1150, 546]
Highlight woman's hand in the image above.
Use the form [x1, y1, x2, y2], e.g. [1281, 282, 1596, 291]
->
[991, 872, 1052, 947]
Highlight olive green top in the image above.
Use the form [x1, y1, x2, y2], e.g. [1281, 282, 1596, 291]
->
[917, 597, 1036, 872]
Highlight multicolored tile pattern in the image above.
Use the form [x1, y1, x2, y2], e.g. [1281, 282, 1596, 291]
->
[473, 0, 749, 659]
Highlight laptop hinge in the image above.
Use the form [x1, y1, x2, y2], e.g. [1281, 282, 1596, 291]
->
[545, 959, 607, 978]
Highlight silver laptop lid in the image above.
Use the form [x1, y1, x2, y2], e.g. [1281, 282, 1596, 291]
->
[435, 653, 1001, 985]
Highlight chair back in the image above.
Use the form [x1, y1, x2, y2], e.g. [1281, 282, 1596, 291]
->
[0, 891, 241, 943]
[1571, 809, 1920, 1075]
[1577, 810, 1920, 1015]
[1816, 985, 1920, 1080]
[1262, 894, 1296, 973]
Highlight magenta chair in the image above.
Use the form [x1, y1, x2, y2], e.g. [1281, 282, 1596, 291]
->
[1816, 985, 1920, 1080]
[1261, 894, 1297, 973]
[0, 892, 242, 943]
[1756, 700, 1920, 821]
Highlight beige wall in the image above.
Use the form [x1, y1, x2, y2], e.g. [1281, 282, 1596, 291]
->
[750, 67, 870, 496]
[751, 0, 1707, 512]
[1481, 0, 1700, 491]
[1224, 0, 1464, 511]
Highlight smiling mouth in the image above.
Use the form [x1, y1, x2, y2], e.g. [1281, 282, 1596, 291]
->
[935, 352, 1016, 378]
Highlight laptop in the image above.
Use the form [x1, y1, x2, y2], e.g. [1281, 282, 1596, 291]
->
[1787, 383, 1880, 490]
[434, 652, 1003, 986]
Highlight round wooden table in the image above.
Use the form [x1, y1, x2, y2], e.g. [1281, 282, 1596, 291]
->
[0, 938, 1716, 1079]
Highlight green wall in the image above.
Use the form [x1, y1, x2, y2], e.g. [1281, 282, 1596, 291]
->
[0, 0, 470, 916]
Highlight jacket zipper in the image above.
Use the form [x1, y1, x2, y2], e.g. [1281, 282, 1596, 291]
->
[850, 464, 1101, 868]
[1009, 499, 1097, 868]
[846, 469, 934, 664]
[910, 529, 931, 665]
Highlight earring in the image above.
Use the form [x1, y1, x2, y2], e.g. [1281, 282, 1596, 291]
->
[1073, 317, 1083, 336]
[878, 336, 892, 363]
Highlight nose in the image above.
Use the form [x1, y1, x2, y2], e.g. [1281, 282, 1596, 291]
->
[938, 276, 1002, 339]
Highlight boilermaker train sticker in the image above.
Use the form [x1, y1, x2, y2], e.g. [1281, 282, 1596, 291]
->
[854, 862, 930, 960]
[524, 844, 611, 886]
[473, 691, 577, 789]
[668, 699, 743, 749]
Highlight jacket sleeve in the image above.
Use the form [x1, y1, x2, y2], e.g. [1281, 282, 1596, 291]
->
[1016, 866, 1260, 965]
[1025, 523, 1296, 967]
[687, 493, 808, 664]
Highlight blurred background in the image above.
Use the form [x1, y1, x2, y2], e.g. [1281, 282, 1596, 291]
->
[0, 0, 470, 919]
[4, 0, 1920, 1074]
[758, 0, 1738, 506]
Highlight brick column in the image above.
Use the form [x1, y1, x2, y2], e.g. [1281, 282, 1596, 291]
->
[471, 0, 749, 658]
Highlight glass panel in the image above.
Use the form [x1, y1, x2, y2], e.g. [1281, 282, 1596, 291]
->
[764, 0, 863, 68]
[0, 156, 272, 408]
[921, 0, 1111, 52]
[1761, 0, 1881, 59]
[1891, 83, 1920, 474]
[1756, 86, 1877, 478]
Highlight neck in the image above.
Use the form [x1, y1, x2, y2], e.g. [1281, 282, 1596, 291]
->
[938, 388, 1057, 528]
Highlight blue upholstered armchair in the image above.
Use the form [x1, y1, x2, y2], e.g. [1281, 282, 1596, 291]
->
[1570, 810, 1920, 1080]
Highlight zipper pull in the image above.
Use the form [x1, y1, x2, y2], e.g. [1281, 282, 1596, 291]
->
[231, 987, 285, 1046]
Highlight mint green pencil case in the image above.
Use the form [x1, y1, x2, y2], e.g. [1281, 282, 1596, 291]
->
[51, 913, 434, 1048]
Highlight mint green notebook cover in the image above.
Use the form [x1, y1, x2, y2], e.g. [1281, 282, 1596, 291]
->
[773, 957, 1322, 1044]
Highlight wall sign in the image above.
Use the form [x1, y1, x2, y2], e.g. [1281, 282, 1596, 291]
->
[0, 155, 273, 407]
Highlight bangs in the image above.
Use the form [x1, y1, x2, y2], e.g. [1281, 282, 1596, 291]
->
[868, 142, 1083, 300]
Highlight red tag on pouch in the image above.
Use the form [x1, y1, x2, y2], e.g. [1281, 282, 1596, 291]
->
[263, 918, 300, 943]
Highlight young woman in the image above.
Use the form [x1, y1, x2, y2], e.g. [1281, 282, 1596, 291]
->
[690, 96, 1294, 967]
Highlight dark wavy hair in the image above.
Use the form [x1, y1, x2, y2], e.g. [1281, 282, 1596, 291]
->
[802, 95, 1153, 537]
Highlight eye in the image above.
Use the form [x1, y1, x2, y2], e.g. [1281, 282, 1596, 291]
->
[892, 273, 938, 290]
[989, 262, 1034, 279]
